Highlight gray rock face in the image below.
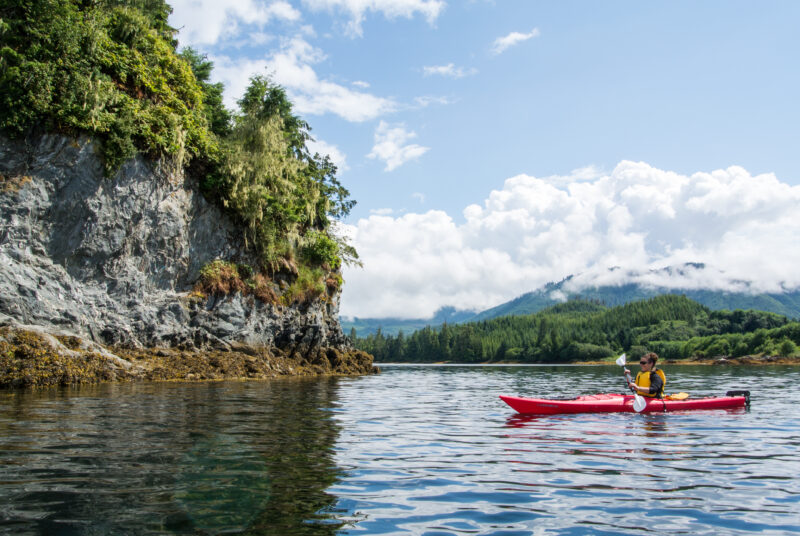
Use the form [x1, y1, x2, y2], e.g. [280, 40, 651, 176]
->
[0, 133, 350, 352]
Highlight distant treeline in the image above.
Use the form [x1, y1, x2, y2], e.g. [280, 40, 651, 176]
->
[355, 296, 800, 363]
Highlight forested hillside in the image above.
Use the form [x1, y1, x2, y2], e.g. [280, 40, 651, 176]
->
[470, 280, 800, 322]
[0, 0, 357, 303]
[356, 296, 800, 363]
[344, 279, 800, 337]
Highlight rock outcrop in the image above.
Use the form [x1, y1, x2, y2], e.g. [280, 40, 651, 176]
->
[0, 133, 376, 385]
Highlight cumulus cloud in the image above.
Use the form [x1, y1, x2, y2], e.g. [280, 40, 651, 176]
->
[491, 27, 540, 55]
[341, 162, 800, 318]
[307, 138, 349, 172]
[367, 121, 430, 171]
[423, 63, 477, 78]
[303, 0, 446, 37]
[210, 37, 395, 120]
[170, 0, 301, 46]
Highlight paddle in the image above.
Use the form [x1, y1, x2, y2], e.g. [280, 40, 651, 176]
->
[615, 353, 646, 412]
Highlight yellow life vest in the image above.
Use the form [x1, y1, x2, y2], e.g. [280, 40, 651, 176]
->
[635, 368, 666, 398]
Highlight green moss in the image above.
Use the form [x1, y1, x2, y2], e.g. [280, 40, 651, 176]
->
[0, 329, 125, 387]
[0, 328, 377, 388]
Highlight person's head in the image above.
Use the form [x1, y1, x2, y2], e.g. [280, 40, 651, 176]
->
[639, 352, 658, 371]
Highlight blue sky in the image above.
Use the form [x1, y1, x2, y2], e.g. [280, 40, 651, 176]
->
[169, 1, 800, 318]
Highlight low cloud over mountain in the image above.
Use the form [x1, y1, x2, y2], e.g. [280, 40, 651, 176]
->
[342, 161, 800, 318]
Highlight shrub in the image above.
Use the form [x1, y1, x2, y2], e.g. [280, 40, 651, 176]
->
[282, 266, 326, 306]
[778, 338, 797, 357]
[301, 230, 341, 269]
[0, 0, 215, 174]
[249, 273, 279, 304]
[195, 260, 246, 296]
[194, 260, 282, 304]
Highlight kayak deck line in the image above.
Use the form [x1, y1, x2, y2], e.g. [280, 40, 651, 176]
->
[499, 391, 750, 415]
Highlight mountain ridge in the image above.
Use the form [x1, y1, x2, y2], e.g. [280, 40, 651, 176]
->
[342, 278, 800, 337]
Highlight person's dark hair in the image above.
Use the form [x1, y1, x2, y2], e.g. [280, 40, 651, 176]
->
[643, 352, 658, 366]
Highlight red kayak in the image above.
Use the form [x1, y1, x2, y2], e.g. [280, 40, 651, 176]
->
[500, 391, 750, 415]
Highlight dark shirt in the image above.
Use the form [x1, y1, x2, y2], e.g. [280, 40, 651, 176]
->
[647, 369, 664, 397]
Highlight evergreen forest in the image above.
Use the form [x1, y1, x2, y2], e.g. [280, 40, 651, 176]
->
[355, 296, 800, 363]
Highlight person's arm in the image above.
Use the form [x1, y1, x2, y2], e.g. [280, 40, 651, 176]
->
[625, 371, 658, 395]
[623, 369, 635, 391]
[648, 371, 663, 396]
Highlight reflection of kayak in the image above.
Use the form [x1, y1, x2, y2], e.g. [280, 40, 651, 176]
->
[499, 391, 750, 415]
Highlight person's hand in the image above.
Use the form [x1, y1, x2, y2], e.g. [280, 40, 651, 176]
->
[623, 368, 630, 375]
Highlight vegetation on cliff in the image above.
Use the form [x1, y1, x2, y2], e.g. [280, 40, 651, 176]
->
[0, 0, 357, 295]
[356, 295, 800, 363]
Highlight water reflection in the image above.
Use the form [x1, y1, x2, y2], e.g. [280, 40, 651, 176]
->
[0, 380, 345, 535]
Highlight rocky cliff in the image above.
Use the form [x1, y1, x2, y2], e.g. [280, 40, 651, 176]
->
[0, 133, 376, 386]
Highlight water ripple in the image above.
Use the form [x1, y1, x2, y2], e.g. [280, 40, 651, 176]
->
[329, 365, 800, 536]
[1, 366, 799, 535]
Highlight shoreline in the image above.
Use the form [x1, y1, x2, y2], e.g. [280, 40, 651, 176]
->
[0, 326, 378, 389]
[376, 355, 800, 366]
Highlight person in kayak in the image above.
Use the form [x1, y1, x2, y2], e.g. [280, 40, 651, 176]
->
[624, 352, 665, 398]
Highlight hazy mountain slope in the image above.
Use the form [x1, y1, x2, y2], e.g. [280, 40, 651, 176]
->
[343, 283, 800, 337]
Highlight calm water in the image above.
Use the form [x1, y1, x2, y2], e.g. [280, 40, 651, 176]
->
[1, 365, 799, 535]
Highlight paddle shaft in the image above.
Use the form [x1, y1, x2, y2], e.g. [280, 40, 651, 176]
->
[625, 370, 636, 393]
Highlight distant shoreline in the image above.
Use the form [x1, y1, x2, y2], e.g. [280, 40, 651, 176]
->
[376, 356, 800, 366]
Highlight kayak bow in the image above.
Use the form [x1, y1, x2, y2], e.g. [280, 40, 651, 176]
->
[500, 391, 750, 415]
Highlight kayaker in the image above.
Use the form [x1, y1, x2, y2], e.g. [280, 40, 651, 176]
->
[624, 352, 665, 398]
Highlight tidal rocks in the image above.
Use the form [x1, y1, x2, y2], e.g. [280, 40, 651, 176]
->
[0, 327, 376, 388]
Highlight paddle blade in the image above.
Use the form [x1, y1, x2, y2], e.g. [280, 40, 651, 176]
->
[633, 394, 646, 412]
[615, 353, 627, 367]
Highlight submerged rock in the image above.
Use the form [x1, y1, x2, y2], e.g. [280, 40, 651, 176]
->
[0, 133, 376, 385]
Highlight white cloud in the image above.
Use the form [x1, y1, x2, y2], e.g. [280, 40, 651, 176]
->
[367, 121, 430, 171]
[491, 27, 540, 55]
[370, 208, 395, 215]
[303, 0, 446, 37]
[414, 95, 454, 107]
[341, 162, 800, 318]
[210, 37, 396, 120]
[412, 192, 425, 203]
[206, 55, 270, 110]
[306, 138, 349, 172]
[423, 63, 477, 78]
[352, 80, 371, 88]
[169, 0, 301, 46]
[268, 37, 397, 120]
